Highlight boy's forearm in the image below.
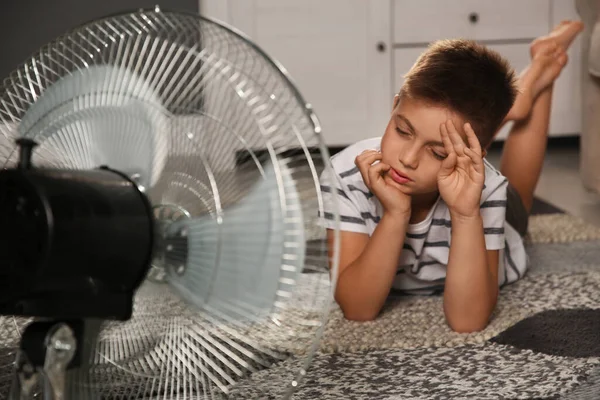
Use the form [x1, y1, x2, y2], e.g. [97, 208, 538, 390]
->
[444, 213, 498, 332]
[336, 213, 409, 320]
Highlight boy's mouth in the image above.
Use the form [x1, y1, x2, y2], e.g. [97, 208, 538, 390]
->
[389, 168, 412, 184]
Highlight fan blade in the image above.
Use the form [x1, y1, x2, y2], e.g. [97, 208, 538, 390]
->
[164, 160, 305, 322]
[17, 64, 169, 190]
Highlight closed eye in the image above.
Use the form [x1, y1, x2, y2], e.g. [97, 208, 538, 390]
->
[395, 127, 410, 136]
[431, 149, 447, 160]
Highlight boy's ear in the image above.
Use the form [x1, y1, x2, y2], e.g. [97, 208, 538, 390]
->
[392, 94, 400, 112]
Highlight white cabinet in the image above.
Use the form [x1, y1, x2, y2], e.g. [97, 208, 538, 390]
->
[392, 0, 550, 43]
[201, 0, 582, 146]
[201, 0, 392, 146]
[548, 0, 583, 138]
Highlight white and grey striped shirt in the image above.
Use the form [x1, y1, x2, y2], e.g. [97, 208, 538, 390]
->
[320, 137, 528, 294]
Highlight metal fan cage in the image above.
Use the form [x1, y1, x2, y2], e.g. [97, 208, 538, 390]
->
[0, 8, 341, 399]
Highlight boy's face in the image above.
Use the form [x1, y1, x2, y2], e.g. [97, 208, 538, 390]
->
[380, 95, 474, 198]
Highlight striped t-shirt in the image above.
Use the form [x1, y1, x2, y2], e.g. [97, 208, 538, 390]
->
[320, 137, 528, 294]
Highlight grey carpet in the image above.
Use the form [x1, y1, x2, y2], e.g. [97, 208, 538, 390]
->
[1, 202, 598, 399]
[563, 365, 600, 400]
[227, 344, 597, 399]
[525, 214, 600, 244]
[225, 217, 600, 399]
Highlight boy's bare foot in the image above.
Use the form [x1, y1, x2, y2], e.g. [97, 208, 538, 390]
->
[504, 43, 568, 122]
[530, 20, 584, 58]
[504, 21, 582, 123]
[531, 44, 568, 96]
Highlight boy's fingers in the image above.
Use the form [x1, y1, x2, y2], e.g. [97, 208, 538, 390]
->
[358, 149, 379, 156]
[464, 147, 484, 173]
[440, 123, 455, 155]
[464, 123, 482, 155]
[355, 152, 382, 170]
[356, 163, 370, 187]
[439, 152, 457, 177]
[446, 120, 466, 156]
[357, 149, 378, 157]
[368, 162, 390, 187]
[355, 150, 381, 165]
[355, 151, 382, 187]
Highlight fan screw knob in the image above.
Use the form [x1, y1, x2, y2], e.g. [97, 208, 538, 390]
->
[53, 340, 72, 352]
[15, 138, 38, 170]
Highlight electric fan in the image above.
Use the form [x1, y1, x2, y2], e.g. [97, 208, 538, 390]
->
[0, 7, 341, 399]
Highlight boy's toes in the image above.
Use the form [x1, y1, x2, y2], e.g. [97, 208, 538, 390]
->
[530, 38, 558, 59]
[531, 21, 584, 58]
[557, 51, 569, 67]
[545, 40, 559, 55]
[530, 39, 543, 58]
[567, 21, 584, 36]
[557, 21, 584, 46]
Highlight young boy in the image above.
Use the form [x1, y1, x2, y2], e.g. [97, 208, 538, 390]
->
[320, 21, 584, 333]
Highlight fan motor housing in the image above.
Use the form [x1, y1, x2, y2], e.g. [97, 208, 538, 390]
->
[0, 166, 154, 320]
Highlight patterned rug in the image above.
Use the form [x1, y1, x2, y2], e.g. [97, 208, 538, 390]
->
[2, 198, 600, 399]
[228, 198, 600, 399]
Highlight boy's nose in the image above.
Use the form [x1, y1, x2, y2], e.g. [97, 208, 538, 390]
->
[399, 147, 419, 169]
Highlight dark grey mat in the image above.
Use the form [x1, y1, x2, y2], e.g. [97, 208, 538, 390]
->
[525, 240, 600, 274]
[490, 309, 600, 358]
[531, 197, 565, 215]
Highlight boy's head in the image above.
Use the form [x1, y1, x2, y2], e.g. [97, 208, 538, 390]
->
[380, 39, 518, 200]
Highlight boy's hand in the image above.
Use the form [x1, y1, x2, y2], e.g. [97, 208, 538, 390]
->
[437, 120, 485, 219]
[355, 150, 411, 219]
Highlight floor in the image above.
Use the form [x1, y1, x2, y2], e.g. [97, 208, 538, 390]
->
[486, 141, 600, 226]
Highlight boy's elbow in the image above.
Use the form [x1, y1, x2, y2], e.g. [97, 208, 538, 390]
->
[447, 319, 488, 333]
[337, 301, 379, 321]
[444, 294, 496, 333]
[342, 309, 379, 322]
[445, 309, 492, 333]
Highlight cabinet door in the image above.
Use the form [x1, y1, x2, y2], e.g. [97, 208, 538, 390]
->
[208, 0, 392, 146]
[393, 0, 549, 44]
[548, 0, 582, 136]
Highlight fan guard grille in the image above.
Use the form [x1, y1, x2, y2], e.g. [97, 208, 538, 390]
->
[0, 8, 340, 399]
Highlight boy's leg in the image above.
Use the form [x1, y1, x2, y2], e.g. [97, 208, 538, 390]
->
[497, 21, 583, 213]
[503, 58, 553, 123]
[499, 87, 554, 213]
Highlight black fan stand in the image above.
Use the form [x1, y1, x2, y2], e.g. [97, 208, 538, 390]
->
[1, 139, 156, 399]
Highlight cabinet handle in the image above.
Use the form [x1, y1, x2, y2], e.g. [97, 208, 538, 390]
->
[376, 42, 386, 53]
[469, 12, 479, 24]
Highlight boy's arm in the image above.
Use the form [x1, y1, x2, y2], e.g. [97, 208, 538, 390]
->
[328, 212, 409, 321]
[436, 120, 500, 333]
[324, 149, 412, 321]
[443, 212, 499, 333]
